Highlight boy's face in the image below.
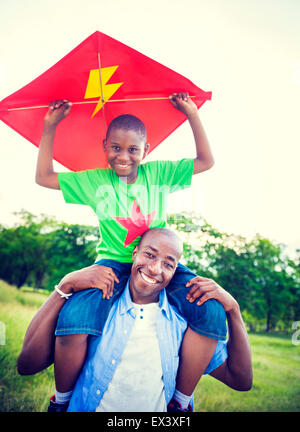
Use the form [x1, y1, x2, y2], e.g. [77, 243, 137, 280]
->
[129, 230, 182, 304]
[103, 128, 149, 183]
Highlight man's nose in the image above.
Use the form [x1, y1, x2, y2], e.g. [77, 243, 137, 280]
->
[147, 259, 162, 275]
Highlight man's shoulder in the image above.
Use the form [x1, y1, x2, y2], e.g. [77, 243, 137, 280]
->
[160, 290, 188, 330]
[168, 303, 188, 326]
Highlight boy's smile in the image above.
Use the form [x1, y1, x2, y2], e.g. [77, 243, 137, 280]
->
[104, 128, 149, 184]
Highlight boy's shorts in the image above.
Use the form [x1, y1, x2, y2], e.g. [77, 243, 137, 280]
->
[55, 260, 227, 340]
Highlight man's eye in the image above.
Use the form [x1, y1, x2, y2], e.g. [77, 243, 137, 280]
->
[129, 148, 138, 153]
[145, 251, 154, 258]
[165, 262, 174, 269]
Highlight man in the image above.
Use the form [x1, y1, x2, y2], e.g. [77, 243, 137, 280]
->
[17, 228, 252, 412]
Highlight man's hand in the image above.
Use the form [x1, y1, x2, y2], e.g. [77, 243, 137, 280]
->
[185, 276, 238, 312]
[169, 92, 198, 118]
[58, 265, 120, 300]
[44, 99, 72, 128]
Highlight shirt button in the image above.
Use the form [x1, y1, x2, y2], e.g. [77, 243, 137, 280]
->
[140, 316, 143, 319]
[112, 359, 116, 365]
[96, 390, 101, 395]
[140, 308, 144, 312]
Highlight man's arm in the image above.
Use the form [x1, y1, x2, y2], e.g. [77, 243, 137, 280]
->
[169, 93, 214, 174]
[186, 276, 253, 391]
[17, 280, 72, 374]
[35, 100, 72, 189]
[17, 265, 118, 375]
[209, 304, 252, 391]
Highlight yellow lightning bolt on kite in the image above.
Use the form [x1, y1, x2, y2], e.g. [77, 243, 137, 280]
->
[84, 66, 123, 118]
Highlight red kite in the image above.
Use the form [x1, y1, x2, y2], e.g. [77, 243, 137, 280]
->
[0, 31, 212, 171]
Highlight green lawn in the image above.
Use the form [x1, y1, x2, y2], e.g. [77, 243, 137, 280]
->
[0, 280, 299, 412]
[195, 332, 300, 411]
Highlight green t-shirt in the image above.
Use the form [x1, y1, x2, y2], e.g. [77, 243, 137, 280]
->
[58, 158, 194, 262]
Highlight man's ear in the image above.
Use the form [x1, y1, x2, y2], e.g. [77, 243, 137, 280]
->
[103, 138, 107, 152]
[132, 245, 138, 261]
[143, 143, 150, 159]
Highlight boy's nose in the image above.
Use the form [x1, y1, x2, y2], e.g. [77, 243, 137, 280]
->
[117, 152, 130, 163]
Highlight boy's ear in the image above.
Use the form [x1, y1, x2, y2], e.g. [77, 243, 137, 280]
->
[103, 139, 107, 152]
[143, 143, 150, 159]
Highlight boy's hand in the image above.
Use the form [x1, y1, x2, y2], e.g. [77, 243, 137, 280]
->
[44, 99, 72, 128]
[169, 92, 198, 118]
[185, 276, 238, 312]
[59, 264, 119, 300]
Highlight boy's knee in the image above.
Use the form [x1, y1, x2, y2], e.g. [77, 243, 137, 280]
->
[191, 298, 227, 340]
[202, 298, 225, 320]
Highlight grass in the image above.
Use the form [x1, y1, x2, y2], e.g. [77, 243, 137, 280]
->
[195, 332, 300, 411]
[0, 280, 300, 412]
[0, 281, 53, 412]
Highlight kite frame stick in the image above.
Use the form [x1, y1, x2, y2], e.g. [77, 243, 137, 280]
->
[97, 51, 107, 131]
[4, 96, 201, 112]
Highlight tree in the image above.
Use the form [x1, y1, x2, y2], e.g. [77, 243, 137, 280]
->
[0, 210, 98, 290]
[45, 222, 98, 290]
[0, 210, 55, 288]
[168, 212, 299, 332]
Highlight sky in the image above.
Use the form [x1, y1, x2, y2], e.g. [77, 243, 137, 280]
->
[0, 0, 299, 253]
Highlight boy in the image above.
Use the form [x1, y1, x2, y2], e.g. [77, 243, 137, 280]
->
[35, 93, 227, 411]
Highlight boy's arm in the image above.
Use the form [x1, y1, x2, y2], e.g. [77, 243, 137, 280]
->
[35, 100, 72, 189]
[186, 276, 253, 391]
[169, 93, 214, 175]
[17, 265, 118, 375]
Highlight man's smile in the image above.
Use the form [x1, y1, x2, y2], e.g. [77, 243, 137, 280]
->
[138, 270, 160, 285]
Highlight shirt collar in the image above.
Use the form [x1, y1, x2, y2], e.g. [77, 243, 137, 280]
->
[119, 278, 171, 320]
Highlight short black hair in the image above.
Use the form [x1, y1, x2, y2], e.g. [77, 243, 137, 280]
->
[106, 114, 147, 142]
[138, 228, 183, 258]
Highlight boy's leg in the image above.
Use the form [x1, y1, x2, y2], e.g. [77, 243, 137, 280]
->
[166, 263, 226, 411]
[52, 260, 132, 408]
[176, 328, 217, 395]
[54, 334, 88, 393]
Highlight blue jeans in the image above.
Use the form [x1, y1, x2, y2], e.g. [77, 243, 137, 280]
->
[55, 260, 227, 340]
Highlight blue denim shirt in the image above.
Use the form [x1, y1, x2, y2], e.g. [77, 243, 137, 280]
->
[68, 280, 228, 412]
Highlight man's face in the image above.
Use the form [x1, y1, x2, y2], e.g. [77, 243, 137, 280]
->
[129, 231, 182, 304]
[103, 128, 149, 184]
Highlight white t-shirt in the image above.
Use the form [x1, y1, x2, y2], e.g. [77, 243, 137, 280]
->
[96, 302, 166, 412]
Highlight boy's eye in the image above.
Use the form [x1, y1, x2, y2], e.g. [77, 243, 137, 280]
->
[112, 146, 120, 151]
[129, 148, 138, 153]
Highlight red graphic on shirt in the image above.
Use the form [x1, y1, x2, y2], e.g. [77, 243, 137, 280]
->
[115, 199, 156, 247]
